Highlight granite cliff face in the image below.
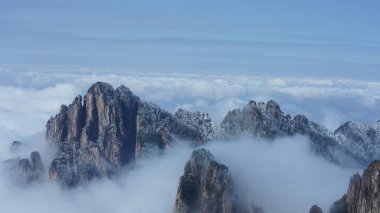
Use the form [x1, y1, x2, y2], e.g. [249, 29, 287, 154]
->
[44, 82, 380, 187]
[221, 100, 367, 167]
[46, 82, 208, 186]
[330, 160, 380, 213]
[355, 161, 380, 213]
[46, 83, 140, 186]
[173, 148, 262, 213]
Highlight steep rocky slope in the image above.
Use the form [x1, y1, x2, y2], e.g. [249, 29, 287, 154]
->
[221, 100, 366, 167]
[16, 81, 380, 187]
[174, 108, 214, 141]
[173, 148, 262, 213]
[330, 160, 380, 213]
[335, 121, 380, 162]
[46, 82, 208, 186]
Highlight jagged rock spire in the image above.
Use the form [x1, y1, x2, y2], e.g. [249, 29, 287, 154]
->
[174, 148, 262, 213]
[46, 82, 208, 187]
[330, 160, 380, 213]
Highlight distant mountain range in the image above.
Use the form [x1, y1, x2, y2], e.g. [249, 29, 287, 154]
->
[5, 82, 380, 213]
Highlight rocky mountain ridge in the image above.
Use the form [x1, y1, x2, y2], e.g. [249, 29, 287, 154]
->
[4, 81, 380, 213]
[220, 100, 367, 167]
[334, 121, 380, 161]
[32, 82, 380, 186]
[45, 82, 209, 186]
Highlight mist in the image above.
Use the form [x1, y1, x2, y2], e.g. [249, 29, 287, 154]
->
[0, 143, 192, 213]
[207, 136, 357, 212]
[0, 135, 357, 213]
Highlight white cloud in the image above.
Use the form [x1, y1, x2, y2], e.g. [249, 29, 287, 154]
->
[0, 145, 192, 213]
[267, 78, 287, 87]
[0, 136, 357, 213]
[0, 68, 379, 137]
[321, 109, 347, 130]
[207, 136, 357, 213]
[362, 96, 378, 108]
[0, 83, 80, 113]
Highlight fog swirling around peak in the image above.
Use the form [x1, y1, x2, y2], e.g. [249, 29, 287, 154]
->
[0, 137, 356, 213]
[208, 137, 357, 213]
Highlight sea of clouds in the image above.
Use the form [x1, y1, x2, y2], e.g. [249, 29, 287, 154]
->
[0, 68, 377, 213]
[0, 136, 357, 213]
[1, 68, 380, 138]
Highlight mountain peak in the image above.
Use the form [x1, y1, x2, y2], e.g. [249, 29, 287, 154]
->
[87, 81, 114, 94]
[35, 82, 380, 186]
[46, 83, 208, 187]
[174, 148, 262, 213]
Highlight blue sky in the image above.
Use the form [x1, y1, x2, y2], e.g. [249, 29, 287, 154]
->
[0, 0, 380, 79]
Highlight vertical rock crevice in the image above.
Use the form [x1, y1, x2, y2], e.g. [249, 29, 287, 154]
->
[46, 82, 208, 187]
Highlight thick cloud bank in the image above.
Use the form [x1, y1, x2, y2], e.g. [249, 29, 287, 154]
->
[208, 136, 357, 213]
[1, 69, 380, 140]
[0, 145, 192, 213]
[0, 136, 356, 213]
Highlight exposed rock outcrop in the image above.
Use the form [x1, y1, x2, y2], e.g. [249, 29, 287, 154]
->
[309, 205, 323, 213]
[356, 161, 380, 213]
[135, 103, 205, 158]
[221, 100, 366, 167]
[46, 82, 140, 186]
[335, 121, 380, 162]
[330, 160, 380, 213]
[175, 108, 214, 141]
[221, 100, 292, 138]
[42, 82, 380, 187]
[346, 174, 362, 213]
[46, 82, 208, 187]
[173, 148, 262, 213]
[4, 151, 45, 185]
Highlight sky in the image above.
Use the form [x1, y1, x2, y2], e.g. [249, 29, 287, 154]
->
[0, 0, 379, 79]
